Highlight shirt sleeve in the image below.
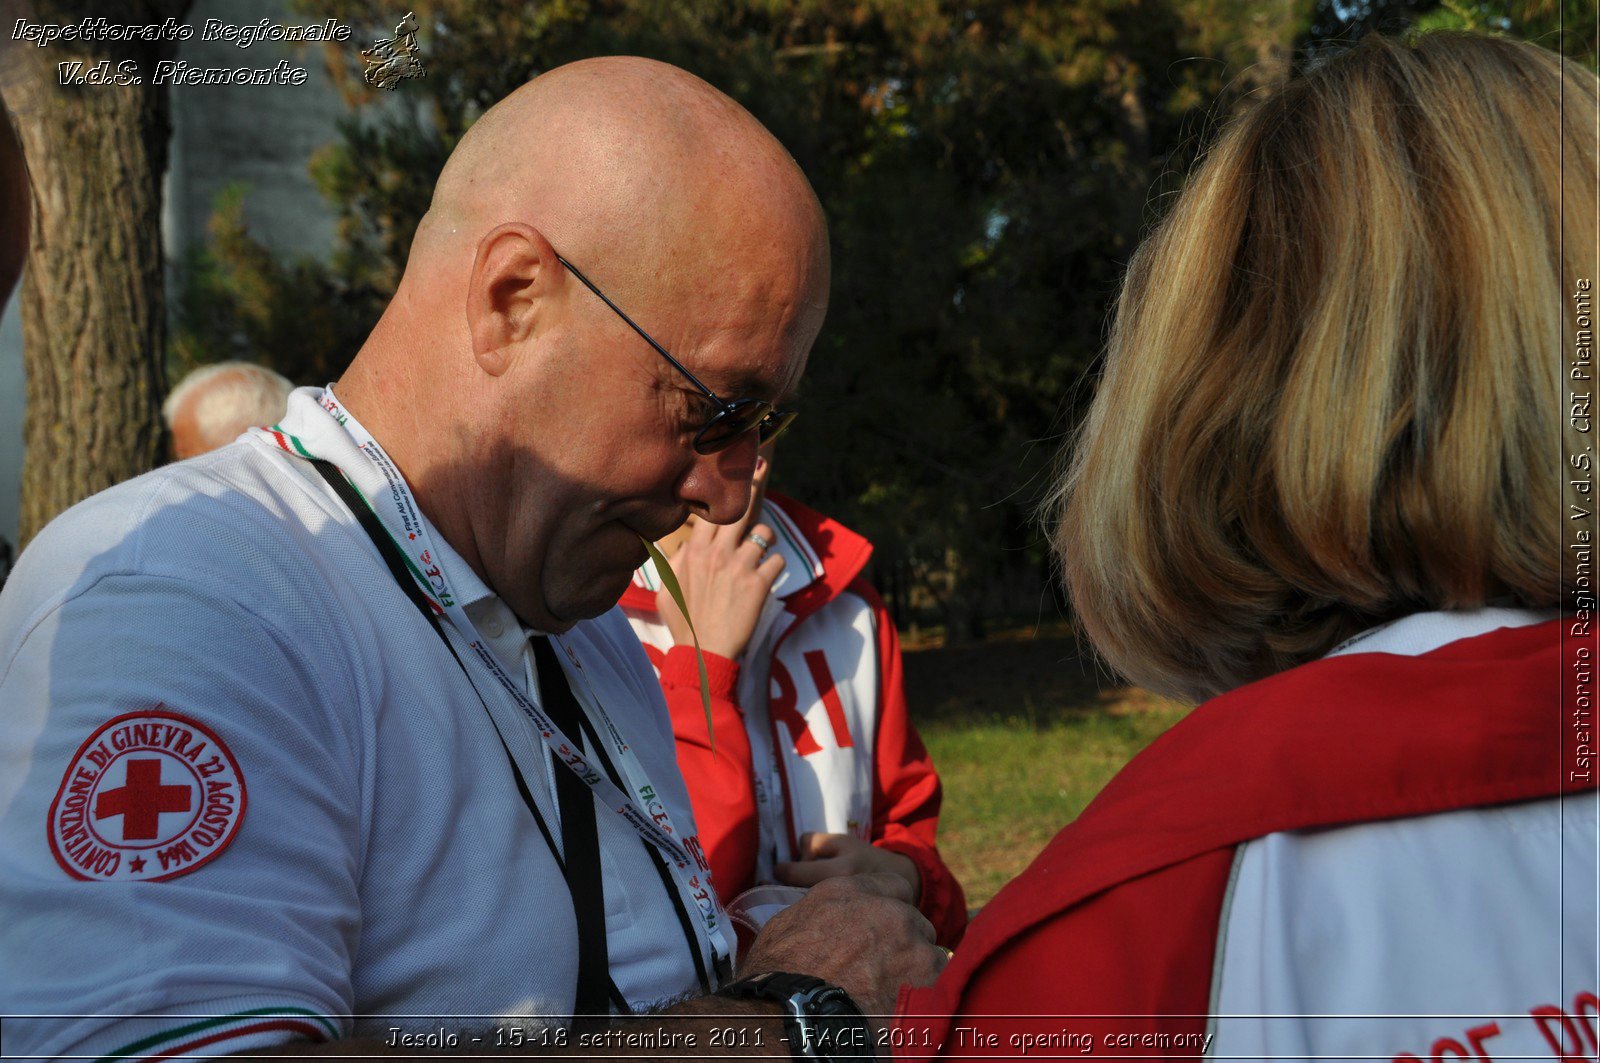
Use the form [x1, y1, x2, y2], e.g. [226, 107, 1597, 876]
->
[659, 646, 761, 902]
[0, 571, 362, 1059]
[853, 579, 969, 948]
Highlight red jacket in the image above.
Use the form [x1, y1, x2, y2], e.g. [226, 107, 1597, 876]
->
[622, 493, 967, 947]
[897, 617, 1594, 1057]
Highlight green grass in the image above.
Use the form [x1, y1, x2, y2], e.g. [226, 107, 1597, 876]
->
[922, 707, 1188, 904]
[901, 627, 1190, 906]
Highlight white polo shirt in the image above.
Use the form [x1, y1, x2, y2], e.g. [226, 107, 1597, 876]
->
[0, 389, 714, 1058]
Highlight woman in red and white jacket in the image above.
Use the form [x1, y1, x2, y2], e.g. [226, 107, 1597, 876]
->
[621, 449, 966, 948]
[898, 32, 1598, 1060]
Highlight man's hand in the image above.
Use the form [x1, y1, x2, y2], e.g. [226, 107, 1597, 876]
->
[657, 509, 784, 662]
[775, 832, 922, 905]
[738, 873, 946, 1018]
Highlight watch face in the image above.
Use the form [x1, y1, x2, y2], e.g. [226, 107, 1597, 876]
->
[792, 987, 872, 1060]
[807, 988, 862, 1019]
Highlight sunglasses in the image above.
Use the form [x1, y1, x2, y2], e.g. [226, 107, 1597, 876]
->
[556, 255, 798, 455]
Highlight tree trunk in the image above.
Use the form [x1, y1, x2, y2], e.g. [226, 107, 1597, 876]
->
[3, 0, 191, 546]
[939, 545, 988, 646]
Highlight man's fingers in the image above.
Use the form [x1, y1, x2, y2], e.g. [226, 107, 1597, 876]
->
[810, 869, 916, 905]
[774, 856, 845, 886]
[910, 908, 937, 944]
[796, 831, 836, 858]
[710, 508, 753, 549]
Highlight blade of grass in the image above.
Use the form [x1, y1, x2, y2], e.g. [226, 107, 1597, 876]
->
[643, 538, 715, 755]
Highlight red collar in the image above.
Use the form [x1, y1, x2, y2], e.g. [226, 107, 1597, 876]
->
[619, 581, 656, 612]
[765, 492, 872, 620]
[946, 619, 1589, 983]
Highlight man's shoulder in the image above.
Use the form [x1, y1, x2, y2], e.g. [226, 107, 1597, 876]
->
[3, 439, 338, 625]
[0, 441, 375, 758]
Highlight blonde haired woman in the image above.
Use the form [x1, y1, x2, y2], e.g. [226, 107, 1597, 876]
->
[898, 33, 1598, 1060]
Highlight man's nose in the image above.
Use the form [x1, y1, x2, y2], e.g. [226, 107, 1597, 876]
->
[678, 433, 760, 524]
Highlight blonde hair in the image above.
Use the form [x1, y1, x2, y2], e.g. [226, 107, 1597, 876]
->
[1050, 33, 1599, 702]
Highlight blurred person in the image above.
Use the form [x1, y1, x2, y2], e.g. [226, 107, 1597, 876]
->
[0, 56, 944, 1059]
[622, 444, 967, 948]
[163, 361, 295, 459]
[1, 102, 26, 309]
[1, 103, 25, 592]
[899, 32, 1599, 1060]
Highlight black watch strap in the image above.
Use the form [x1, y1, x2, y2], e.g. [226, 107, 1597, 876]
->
[721, 971, 834, 1002]
[720, 972, 873, 1061]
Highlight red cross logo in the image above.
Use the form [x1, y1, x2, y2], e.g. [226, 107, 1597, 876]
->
[94, 758, 193, 841]
[50, 710, 247, 882]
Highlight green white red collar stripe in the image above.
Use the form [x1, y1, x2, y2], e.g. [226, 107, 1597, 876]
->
[628, 497, 824, 601]
[265, 424, 444, 615]
[765, 501, 822, 586]
[97, 1006, 338, 1060]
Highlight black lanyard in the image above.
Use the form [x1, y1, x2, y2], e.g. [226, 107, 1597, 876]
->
[308, 459, 720, 1015]
[530, 634, 623, 1019]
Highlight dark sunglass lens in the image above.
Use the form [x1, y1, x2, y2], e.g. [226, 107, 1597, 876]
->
[757, 409, 798, 444]
[692, 401, 771, 455]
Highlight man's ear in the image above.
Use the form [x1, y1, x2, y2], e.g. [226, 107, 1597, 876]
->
[465, 222, 559, 377]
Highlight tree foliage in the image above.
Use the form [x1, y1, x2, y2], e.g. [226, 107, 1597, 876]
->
[174, 0, 1589, 636]
[170, 184, 369, 386]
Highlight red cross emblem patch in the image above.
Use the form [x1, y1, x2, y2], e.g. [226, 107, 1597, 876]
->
[48, 708, 247, 882]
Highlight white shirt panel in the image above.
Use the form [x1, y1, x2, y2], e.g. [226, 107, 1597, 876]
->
[0, 391, 706, 1058]
[1210, 609, 1597, 1062]
[768, 592, 879, 841]
[1211, 795, 1597, 1061]
[1324, 606, 1560, 659]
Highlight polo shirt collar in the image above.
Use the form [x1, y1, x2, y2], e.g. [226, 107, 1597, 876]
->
[281, 387, 539, 672]
[1324, 606, 1558, 659]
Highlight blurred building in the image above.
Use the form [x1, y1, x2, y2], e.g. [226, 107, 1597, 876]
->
[0, 0, 351, 545]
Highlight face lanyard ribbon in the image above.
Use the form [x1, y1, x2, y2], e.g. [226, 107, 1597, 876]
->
[258, 397, 731, 1013]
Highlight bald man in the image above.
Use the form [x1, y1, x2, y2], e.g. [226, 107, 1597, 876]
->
[164, 362, 296, 459]
[0, 58, 943, 1058]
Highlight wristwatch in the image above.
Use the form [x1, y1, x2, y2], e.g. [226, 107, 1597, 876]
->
[719, 971, 874, 1061]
